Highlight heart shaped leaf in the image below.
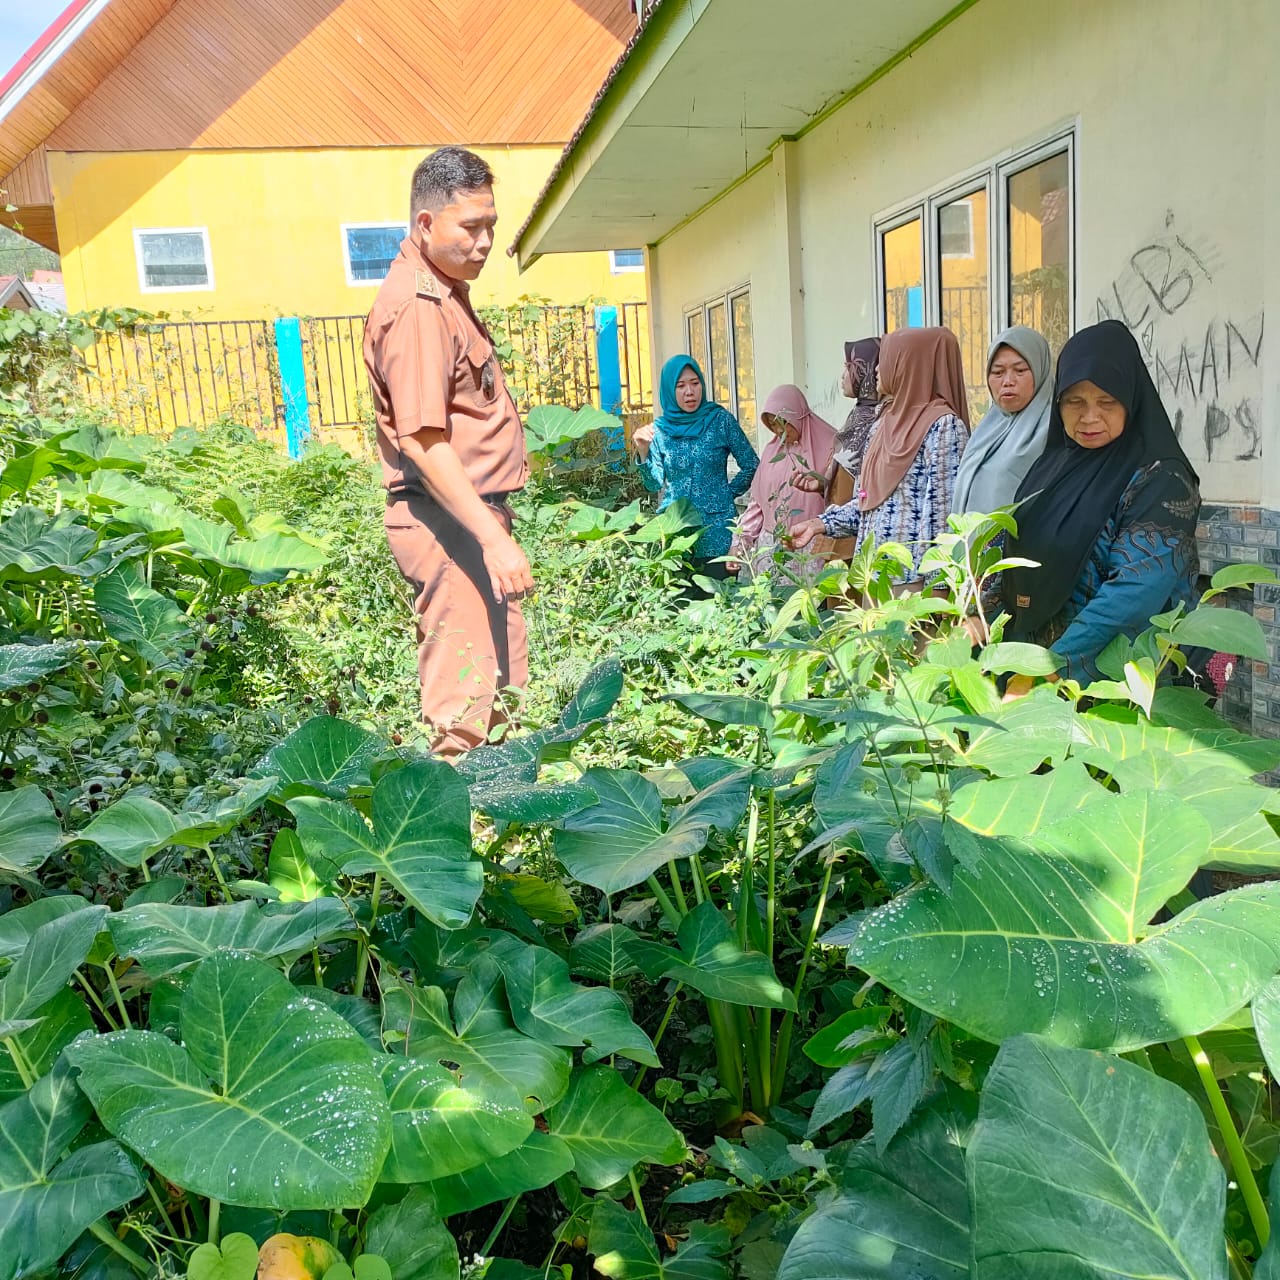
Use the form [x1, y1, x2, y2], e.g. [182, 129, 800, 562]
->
[290, 759, 481, 929]
[93, 561, 193, 666]
[253, 716, 382, 800]
[363, 1186, 459, 1280]
[186, 1233, 259, 1280]
[423, 1130, 574, 1217]
[0, 905, 106, 1037]
[0, 785, 60, 875]
[66, 952, 390, 1208]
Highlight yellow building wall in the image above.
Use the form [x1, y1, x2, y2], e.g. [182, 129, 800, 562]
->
[49, 145, 648, 319]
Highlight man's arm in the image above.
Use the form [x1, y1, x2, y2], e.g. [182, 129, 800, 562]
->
[398, 427, 533, 602]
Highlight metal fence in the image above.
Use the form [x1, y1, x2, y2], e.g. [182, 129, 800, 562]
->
[80, 319, 281, 436]
[79, 302, 652, 449]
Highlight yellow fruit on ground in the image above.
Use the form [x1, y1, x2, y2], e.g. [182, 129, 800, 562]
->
[256, 1233, 343, 1280]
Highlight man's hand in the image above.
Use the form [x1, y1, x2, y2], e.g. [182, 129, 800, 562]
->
[480, 527, 533, 602]
[789, 518, 825, 549]
[632, 422, 655, 459]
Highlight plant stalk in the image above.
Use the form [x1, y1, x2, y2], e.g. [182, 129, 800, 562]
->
[3, 1036, 34, 1088]
[646, 874, 683, 929]
[88, 1221, 150, 1275]
[103, 963, 133, 1029]
[480, 1194, 521, 1256]
[1185, 1034, 1269, 1249]
[627, 1169, 649, 1229]
[352, 872, 383, 998]
[207, 1196, 221, 1246]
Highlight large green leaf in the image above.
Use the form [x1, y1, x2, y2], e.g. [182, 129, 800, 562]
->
[545, 1066, 684, 1189]
[555, 768, 715, 894]
[0, 897, 93, 964]
[490, 940, 658, 1066]
[1080, 707, 1280, 776]
[108, 899, 356, 976]
[66, 953, 390, 1208]
[591, 1200, 730, 1279]
[1256, 1163, 1280, 1280]
[290, 759, 482, 929]
[251, 716, 382, 800]
[0, 507, 138, 585]
[664, 693, 775, 730]
[363, 1186, 460, 1280]
[0, 905, 106, 1037]
[423, 1130, 574, 1217]
[0, 785, 60, 875]
[78, 778, 277, 867]
[0, 641, 78, 694]
[1168, 604, 1269, 661]
[376, 1055, 532, 1182]
[0, 988, 94, 1104]
[386, 978, 571, 1111]
[968, 1035, 1226, 1279]
[778, 1093, 972, 1280]
[0, 1060, 144, 1280]
[93, 562, 193, 667]
[958, 687, 1084, 776]
[843, 789, 1280, 1050]
[267, 829, 330, 902]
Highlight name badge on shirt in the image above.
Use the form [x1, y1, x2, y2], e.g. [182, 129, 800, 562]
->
[482, 359, 495, 398]
[1016, 594, 1031, 608]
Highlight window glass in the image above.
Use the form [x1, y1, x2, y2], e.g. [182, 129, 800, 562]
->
[346, 225, 406, 283]
[1007, 151, 1070, 354]
[610, 248, 645, 272]
[730, 291, 755, 428]
[137, 231, 210, 289]
[882, 217, 924, 331]
[686, 310, 708, 375]
[939, 187, 990, 415]
[707, 300, 731, 408]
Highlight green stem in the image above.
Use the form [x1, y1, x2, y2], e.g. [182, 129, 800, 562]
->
[76, 970, 119, 1029]
[3, 1036, 35, 1088]
[480, 1194, 521, 1257]
[771, 852, 836, 1108]
[706, 999, 744, 1120]
[352, 873, 383, 999]
[103, 964, 133, 1029]
[737, 792, 760, 949]
[88, 1221, 150, 1275]
[1185, 1034, 1269, 1249]
[631, 985, 683, 1096]
[206, 845, 234, 904]
[646, 875, 683, 930]
[667, 860, 689, 915]
[734, 1005, 765, 1116]
[765, 789, 777, 959]
[146, 1179, 178, 1238]
[627, 1169, 649, 1229]
[207, 1196, 221, 1246]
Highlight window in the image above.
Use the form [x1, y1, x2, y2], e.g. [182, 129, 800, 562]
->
[874, 129, 1074, 415]
[343, 223, 408, 285]
[610, 248, 645, 273]
[683, 286, 755, 423]
[133, 228, 213, 292]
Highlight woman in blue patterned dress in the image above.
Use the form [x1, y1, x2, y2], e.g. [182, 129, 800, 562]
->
[633, 355, 759, 583]
[995, 320, 1201, 689]
[790, 326, 970, 585]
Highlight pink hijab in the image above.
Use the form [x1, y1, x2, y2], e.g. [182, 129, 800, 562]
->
[735, 385, 835, 574]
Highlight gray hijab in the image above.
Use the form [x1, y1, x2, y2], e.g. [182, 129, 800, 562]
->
[950, 325, 1054, 515]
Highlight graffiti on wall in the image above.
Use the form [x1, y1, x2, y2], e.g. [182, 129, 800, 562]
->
[1095, 211, 1264, 464]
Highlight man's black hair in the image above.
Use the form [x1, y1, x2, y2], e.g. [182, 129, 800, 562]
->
[410, 147, 496, 216]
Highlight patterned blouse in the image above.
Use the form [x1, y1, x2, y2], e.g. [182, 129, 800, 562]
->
[1004, 459, 1201, 682]
[818, 413, 969, 582]
[636, 407, 760, 558]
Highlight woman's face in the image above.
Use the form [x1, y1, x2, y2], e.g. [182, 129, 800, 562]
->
[839, 365, 855, 398]
[1059, 379, 1127, 448]
[987, 344, 1036, 413]
[762, 412, 799, 445]
[675, 367, 703, 412]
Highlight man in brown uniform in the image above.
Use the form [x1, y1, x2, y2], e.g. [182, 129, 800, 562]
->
[364, 147, 532, 757]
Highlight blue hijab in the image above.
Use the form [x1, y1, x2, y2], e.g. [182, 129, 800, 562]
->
[655, 355, 724, 439]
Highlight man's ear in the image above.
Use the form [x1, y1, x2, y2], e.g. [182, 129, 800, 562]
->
[414, 208, 433, 238]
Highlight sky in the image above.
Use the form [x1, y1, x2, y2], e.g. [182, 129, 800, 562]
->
[0, 0, 66, 85]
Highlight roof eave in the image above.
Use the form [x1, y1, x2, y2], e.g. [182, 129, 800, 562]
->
[0, 0, 112, 128]
[511, 0, 709, 270]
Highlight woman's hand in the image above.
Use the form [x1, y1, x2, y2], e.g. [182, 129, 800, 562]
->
[1002, 674, 1036, 702]
[793, 471, 825, 493]
[961, 614, 989, 647]
[632, 422, 655, 459]
[789, 518, 825, 550]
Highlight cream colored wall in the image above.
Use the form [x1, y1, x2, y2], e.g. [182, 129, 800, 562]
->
[654, 0, 1271, 504]
[650, 162, 785, 439]
[49, 145, 647, 319]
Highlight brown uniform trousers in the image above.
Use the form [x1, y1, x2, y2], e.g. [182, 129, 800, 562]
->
[364, 238, 530, 758]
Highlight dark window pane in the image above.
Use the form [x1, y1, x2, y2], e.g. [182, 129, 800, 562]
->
[139, 232, 209, 289]
[347, 226, 406, 282]
[687, 310, 708, 374]
[707, 300, 731, 408]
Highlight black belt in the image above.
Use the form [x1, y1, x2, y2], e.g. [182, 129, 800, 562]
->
[388, 488, 512, 505]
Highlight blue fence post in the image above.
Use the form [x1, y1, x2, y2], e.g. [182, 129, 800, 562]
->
[593, 305, 624, 457]
[274, 317, 311, 458]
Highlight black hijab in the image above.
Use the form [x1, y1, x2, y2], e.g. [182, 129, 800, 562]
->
[1002, 320, 1196, 633]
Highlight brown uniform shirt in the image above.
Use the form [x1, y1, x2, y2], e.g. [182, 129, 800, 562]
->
[364, 237, 529, 499]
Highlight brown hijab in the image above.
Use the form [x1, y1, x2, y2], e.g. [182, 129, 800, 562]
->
[858, 326, 969, 512]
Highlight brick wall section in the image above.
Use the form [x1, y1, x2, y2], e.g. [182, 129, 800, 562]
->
[1198, 504, 1280, 739]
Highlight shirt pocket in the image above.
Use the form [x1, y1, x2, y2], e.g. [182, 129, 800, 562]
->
[466, 338, 499, 404]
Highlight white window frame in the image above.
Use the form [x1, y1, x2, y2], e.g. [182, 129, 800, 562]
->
[133, 226, 214, 294]
[341, 222, 408, 287]
[609, 248, 646, 274]
[872, 125, 1076, 341]
[938, 196, 976, 260]
[683, 283, 752, 420]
